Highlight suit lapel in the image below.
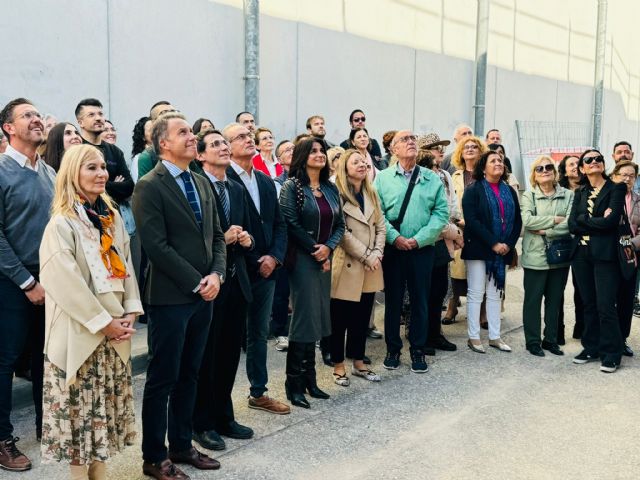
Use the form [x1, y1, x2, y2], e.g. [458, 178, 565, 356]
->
[227, 165, 261, 219]
[209, 179, 230, 231]
[593, 181, 612, 214]
[158, 164, 199, 226]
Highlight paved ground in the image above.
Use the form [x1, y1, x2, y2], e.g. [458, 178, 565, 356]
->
[7, 267, 640, 479]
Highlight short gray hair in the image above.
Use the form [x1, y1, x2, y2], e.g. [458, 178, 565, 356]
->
[221, 122, 242, 142]
[152, 112, 186, 154]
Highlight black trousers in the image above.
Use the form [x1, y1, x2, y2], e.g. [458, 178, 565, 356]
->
[142, 299, 213, 463]
[329, 293, 375, 363]
[270, 267, 290, 337]
[193, 276, 248, 433]
[0, 273, 44, 440]
[572, 247, 623, 363]
[382, 246, 434, 353]
[426, 263, 448, 346]
[617, 268, 636, 340]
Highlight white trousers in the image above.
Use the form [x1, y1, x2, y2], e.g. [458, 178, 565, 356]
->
[465, 260, 502, 340]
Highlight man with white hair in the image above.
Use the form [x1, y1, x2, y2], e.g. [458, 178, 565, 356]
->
[441, 123, 473, 174]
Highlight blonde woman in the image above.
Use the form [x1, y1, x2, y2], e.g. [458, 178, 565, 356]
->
[520, 156, 573, 357]
[444, 136, 488, 324]
[39, 144, 142, 480]
[330, 149, 385, 385]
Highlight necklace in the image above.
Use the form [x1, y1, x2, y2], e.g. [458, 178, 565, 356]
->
[310, 184, 321, 192]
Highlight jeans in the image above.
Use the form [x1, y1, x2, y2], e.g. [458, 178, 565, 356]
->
[382, 246, 434, 353]
[465, 260, 502, 340]
[246, 276, 276, 398]
[141, 299, 213, 463]
[0, 274, 44, 440]
[572, 246, 623, 363]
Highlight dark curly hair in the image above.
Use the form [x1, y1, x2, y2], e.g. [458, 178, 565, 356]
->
[131, 116, 150, 158]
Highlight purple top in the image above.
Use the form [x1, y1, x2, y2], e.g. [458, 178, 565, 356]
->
[315, 194, 333, 244]
[488, 182, 505, 231]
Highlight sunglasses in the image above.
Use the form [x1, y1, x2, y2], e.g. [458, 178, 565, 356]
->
[583, 155, 604, 165]
[534, 164, 555, 173]
[353, 116, 366, 123]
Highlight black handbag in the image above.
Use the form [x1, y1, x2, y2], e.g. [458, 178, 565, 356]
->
[618, 206, 637, 280]
[532, 195, 572, 265]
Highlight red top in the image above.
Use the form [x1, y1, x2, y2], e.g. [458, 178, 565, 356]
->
[252, 152, 283, 178]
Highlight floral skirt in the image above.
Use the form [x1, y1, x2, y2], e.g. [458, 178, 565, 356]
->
[41, 338, 136, 464]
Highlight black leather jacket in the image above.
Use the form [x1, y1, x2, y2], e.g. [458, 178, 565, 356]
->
[279, 179, 345, 253]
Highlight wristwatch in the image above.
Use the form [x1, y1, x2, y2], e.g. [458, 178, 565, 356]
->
[214, 271, 225, 285]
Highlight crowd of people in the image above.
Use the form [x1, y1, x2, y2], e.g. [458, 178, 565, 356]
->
[0, 96, 638, 480]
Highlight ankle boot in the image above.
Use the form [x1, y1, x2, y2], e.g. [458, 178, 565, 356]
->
[304, 342, 330, 399]
[442, 296, 458, 325]
[88, 461, 106, 480]
[285, 342, 310, 408]
[70, 464, 89, 480]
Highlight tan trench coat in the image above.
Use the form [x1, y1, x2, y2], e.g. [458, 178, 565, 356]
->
[331, 195, 385, 302]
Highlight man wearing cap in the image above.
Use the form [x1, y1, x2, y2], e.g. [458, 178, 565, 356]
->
[441, 123, 473, 174]
[374, 130, 449, 374]
[417, 133, 460, 355]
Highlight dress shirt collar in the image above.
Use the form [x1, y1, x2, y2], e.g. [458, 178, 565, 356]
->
[162, 159, 187, 178]
[5, 144, 40, 171]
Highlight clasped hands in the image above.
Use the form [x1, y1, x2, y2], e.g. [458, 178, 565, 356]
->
[102, 313, 137, 343]
[224, 225, 252, 248]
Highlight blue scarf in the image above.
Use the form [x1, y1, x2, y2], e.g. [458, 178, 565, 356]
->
[481, 179, 515, 295]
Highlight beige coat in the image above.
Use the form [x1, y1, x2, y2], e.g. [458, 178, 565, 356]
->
[331, 194, 385, 302]
[39, 206, 143, 385]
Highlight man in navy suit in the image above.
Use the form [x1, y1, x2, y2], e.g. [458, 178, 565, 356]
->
[192, 129, 255, 451]
[223, 122, 290, 415]
[132, 113, 226, 479]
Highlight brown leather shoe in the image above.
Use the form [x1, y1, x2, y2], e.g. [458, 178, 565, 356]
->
[0, 437, 31, 471]
[142, 459, 189, 479]
[248, 395, 291, 415]
[169, 447, 220, 470]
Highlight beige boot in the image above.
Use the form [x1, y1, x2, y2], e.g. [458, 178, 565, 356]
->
[70, 464, 89, 480]
[88, 461, 107, 480]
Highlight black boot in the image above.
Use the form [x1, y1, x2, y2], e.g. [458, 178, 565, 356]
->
[304, 342, 330, 400]
[285, 342, 310, 408]
[319, 336, 333, 366]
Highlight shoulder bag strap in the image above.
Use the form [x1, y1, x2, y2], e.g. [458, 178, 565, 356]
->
[394, 167, 420, 229]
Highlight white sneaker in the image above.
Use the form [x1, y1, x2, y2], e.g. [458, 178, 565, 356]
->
[275, 336, 289, 351]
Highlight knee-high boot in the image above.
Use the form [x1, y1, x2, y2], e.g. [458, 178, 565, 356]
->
[285, 341, 310, 408]
[303, 342, 330, 399]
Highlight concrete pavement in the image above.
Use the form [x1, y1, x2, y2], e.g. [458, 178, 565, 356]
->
[7, 267, 640, 479]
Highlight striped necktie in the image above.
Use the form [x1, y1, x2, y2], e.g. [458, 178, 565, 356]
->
[180, 171, 202, 228]
[215, 181, 230, 224]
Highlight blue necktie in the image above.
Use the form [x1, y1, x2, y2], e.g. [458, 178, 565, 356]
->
[180, 171, 202, 228]
[215, 181, 230, 224]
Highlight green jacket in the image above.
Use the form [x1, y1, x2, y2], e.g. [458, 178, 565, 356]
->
[373, 164, 449, 248]
[520, 185, 574, 269]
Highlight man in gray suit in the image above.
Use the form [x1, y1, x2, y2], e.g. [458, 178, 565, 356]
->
[132, 112, 226, 480]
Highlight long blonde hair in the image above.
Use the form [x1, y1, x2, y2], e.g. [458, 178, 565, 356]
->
[51, 144, 116, 217]
[334, 149, 381, 211]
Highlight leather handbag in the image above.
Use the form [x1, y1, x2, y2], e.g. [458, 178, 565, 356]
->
[532, 195, 572, 265]
[618, 206, 637, 280]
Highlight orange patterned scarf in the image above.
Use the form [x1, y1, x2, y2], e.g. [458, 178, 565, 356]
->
[80, 196, 128, 279]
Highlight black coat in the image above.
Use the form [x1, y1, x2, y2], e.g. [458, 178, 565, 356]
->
[461, 180, 522, 264]
[207, 176, 253, 303]
[226, 166, 287, 279]
[568, 180, 626, 262]
[82, 138, 134, 203]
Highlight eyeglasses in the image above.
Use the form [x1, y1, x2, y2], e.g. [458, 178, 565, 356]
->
[15, 111, 43, 121]
[395, 135, 417, 144]
[583, 155, 604, 165]
[534, 164, 555, 173]
[617, 173, 636, 179]
[429, 146, 445, 153]
[209, 139, 230, 148]
[279, 146, 294, 155]
[229, 132, 253, 143]
[463, 144, 479, 150]
[353, 116, 366, 123]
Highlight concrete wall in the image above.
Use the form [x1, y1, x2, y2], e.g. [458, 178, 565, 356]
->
[1, 0, 637, 184]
